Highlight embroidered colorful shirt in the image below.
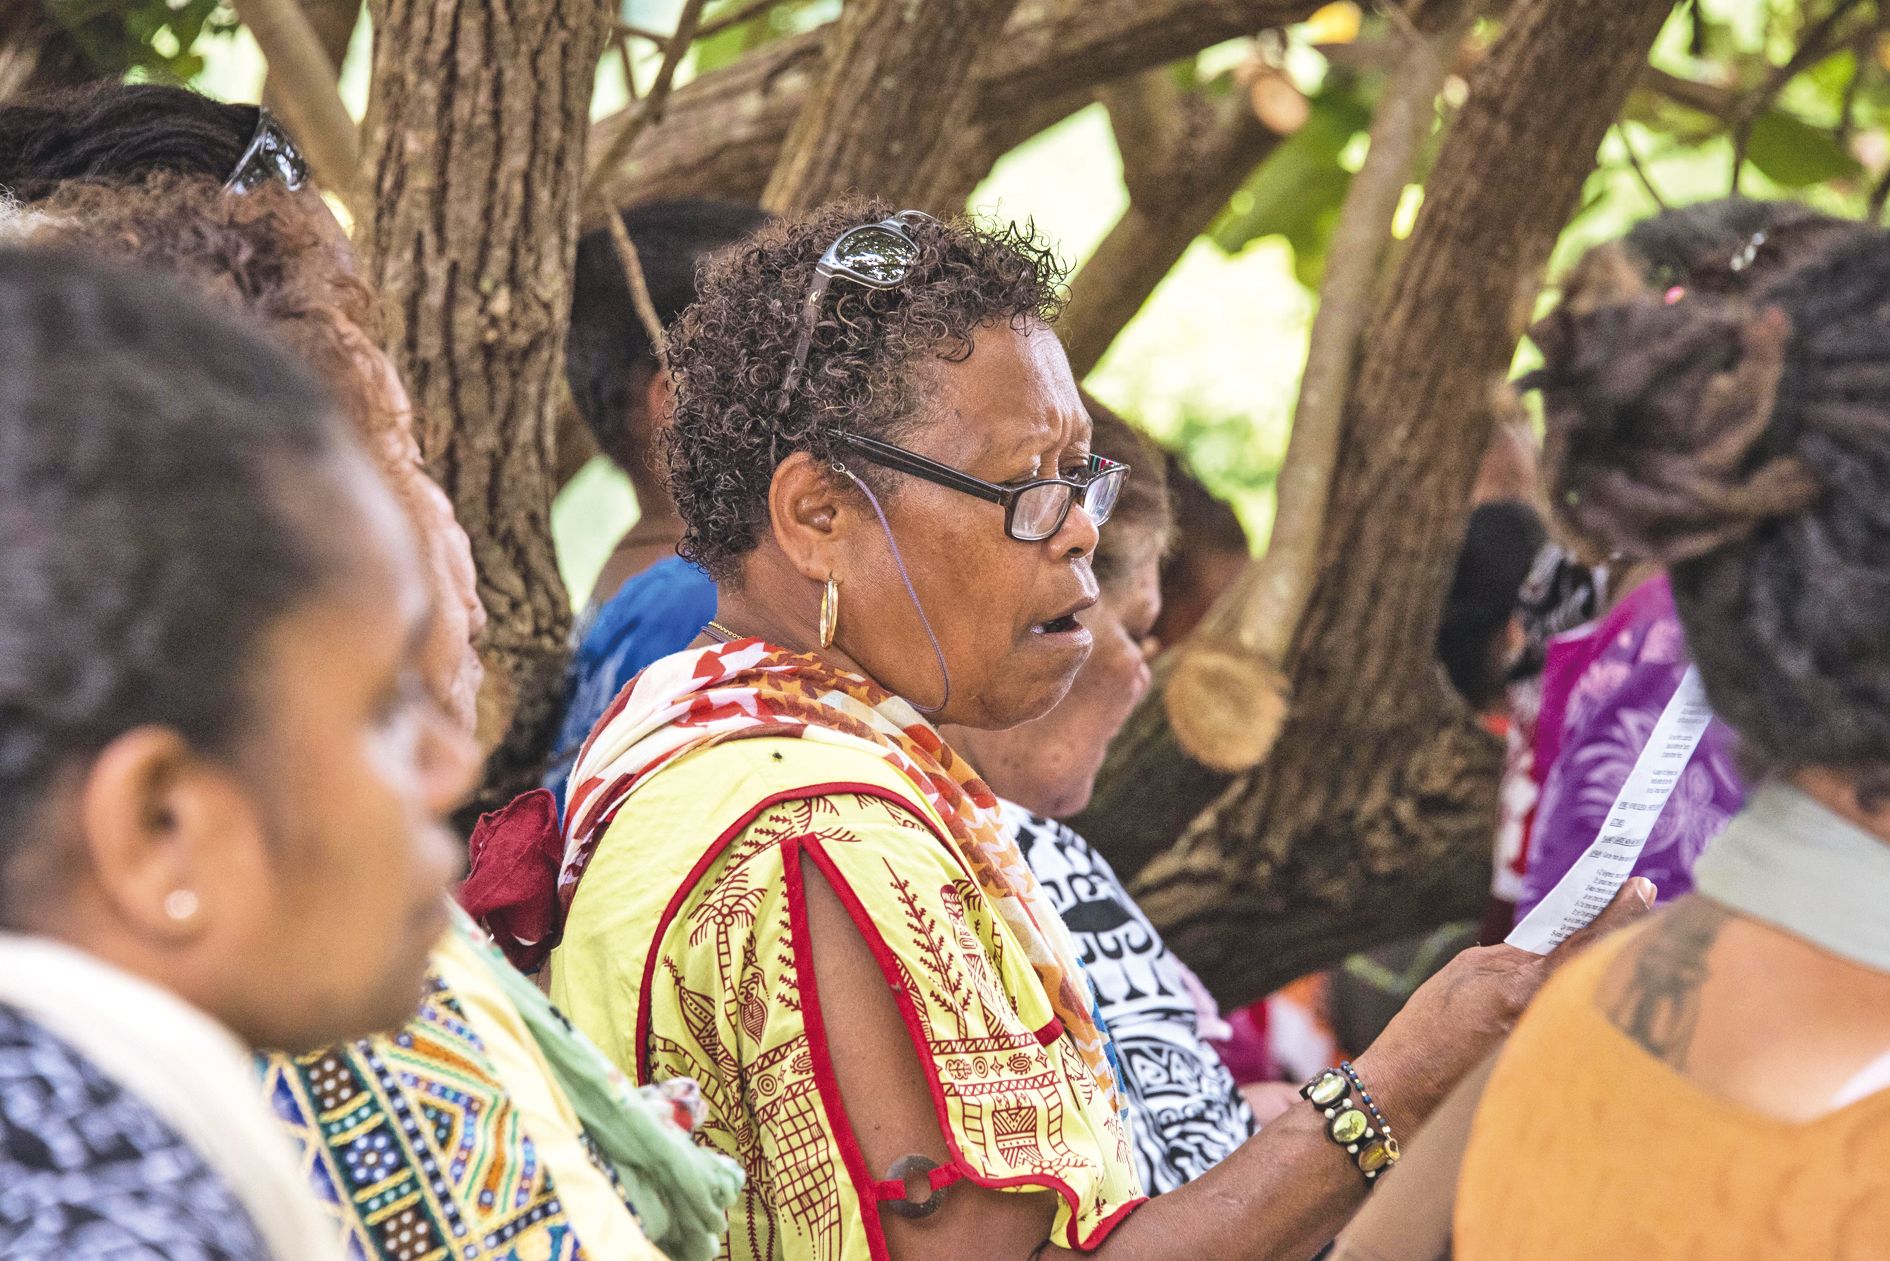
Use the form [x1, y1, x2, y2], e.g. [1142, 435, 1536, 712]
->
[1007, 805, 1254, 1194]
[552, 738, 1145, 1261]
[264, 926, 660, 1261]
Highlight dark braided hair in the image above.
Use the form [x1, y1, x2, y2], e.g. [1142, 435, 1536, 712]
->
[661, 197, 1067, 580]
[1527, 215, 1890, 803]
[0, 82, 255, 203]
[0, 245, 352, 919]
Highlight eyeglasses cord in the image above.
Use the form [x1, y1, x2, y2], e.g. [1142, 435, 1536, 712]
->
[836, 464, 952, 716]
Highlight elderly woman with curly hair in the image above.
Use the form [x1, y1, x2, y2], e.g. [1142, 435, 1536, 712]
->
[469, 200, 1639, 1261]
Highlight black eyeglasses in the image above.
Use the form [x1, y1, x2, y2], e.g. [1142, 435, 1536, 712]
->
[224, 107, 308, 196]
[781, 209, 936, 400]
[836, 430, 1127, 543]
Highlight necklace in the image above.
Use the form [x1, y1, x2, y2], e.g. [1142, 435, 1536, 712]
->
[1693, 780, 1890, 973]
[702, 620, 743, 644]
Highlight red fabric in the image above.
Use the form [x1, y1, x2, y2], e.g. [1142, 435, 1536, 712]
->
[457, 787, 564, 972]
[1208, 999, 1274, 1085]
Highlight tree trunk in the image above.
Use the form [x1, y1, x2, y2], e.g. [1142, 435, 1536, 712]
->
[0, 2, 96, 100]
[763, 0, 1024, 213]
[361, 0, 608, 813]
[592, 0, 1326, 211]
[1059, 68, 1283, 379]
[1072, 0, 1676, 1006]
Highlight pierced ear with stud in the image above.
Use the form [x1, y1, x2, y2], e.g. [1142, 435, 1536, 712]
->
[819, 574, 841, 649]
[163, 889, 199, 923]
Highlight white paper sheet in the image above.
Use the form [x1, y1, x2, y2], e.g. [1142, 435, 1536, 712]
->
[1507, 665, 1714, 954]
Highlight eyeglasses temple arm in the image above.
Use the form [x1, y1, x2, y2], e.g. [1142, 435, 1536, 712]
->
[836, 432, 1009, 505]
[781, 270, 836, 399]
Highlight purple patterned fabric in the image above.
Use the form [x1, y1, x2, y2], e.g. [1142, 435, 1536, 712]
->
[1517, 575, 1746, 919]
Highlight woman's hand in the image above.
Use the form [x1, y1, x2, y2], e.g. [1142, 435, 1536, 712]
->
[1354, 877, 1655, 1132]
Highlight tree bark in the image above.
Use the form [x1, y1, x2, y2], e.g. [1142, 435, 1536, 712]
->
[361, 0, 608, 813]
[0, 3, 96, 101]
[591, 0, 1325, 211]
[762, 0, 1024, 213]
[1058, 68, 1283, 379]
[1072, 0, 1676, 1006]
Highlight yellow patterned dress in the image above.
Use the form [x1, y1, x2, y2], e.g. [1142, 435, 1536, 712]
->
[552, 738, 1144, 1261]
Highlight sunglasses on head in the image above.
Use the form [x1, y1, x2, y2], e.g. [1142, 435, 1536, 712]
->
[224, 107, 308, 196]
[788, 210, 1130, 543]
[780, 209, 936, 400]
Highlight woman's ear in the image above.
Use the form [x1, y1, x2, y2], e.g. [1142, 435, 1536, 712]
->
[642, 364, 674, 436]
[768, 449, 851, 583]
[76, 727, 245, 944]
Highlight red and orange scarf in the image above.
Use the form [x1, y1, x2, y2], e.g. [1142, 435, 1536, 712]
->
[463, 637, 1121, 1110]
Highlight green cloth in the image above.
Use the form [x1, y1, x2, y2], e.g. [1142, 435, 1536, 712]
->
[449, 905, 744, 1261]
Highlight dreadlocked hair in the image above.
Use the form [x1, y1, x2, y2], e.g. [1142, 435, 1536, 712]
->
[661, 197, 1067, 581]
[1527, 217, 1890, 805]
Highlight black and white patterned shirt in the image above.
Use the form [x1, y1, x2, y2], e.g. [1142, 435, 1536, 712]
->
[1006, 804, 1255, 1194]
[0, 1002, 270, 1260]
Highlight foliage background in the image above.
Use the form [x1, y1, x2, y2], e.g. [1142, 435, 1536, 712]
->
[145, 0, 1881, 605]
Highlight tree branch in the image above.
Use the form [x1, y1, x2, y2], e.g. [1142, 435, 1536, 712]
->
[1163, 0, 1476, 773]
[584, 0, 711, 205]
[695, 0, 791, 43]
[263, 0, 359, 119]
[589, 0, 1327, 210]
[1056, 63, 1282, 377]
[229, 0, 361, 207]
[606, 209, 667, 360]
[1616, 121, 1668, 209]
[761, 0, 1025, 213]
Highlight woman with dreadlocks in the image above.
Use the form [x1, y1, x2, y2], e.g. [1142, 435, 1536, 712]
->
[1513, 198, 1852, 932]
[1336, 208, 1890, 1260]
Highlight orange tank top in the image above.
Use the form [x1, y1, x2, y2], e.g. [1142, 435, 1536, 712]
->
[1455, 929, 1890, 1260]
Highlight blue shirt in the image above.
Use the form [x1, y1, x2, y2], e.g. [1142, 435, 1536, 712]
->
[545, 555, 718, 805]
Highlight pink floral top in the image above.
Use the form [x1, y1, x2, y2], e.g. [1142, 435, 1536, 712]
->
[1518, 575, 1745, 918]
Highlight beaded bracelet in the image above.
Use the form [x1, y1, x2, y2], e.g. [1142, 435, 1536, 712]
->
[1299, 1062, 1401, 1185]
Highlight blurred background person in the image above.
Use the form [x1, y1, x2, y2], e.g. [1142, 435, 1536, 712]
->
[4, 87, 743, 1261]
[0, 244, 464, 1261]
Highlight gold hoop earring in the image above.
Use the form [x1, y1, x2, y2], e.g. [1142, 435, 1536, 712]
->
[819, 575, 840, 649]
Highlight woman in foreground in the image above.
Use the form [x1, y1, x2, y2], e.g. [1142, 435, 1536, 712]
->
[5, 87, 743, 1261]
[472, 199, 1644, 1260]
[0, 246, 465, 1259]
[1337, 213, 1890, 1259]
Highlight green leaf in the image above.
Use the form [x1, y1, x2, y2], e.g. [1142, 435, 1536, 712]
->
[1207, 75, 1373, 275]
[1744, 108, 1860, 187]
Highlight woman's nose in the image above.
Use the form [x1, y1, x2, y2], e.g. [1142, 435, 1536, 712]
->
[1058, 499, 1101, 558]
